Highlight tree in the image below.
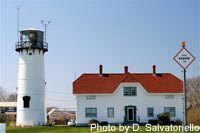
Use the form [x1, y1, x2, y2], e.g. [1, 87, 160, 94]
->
[187, 76, 200, 124]
[0, 87, 9, 102]
[0, 87, 17, 102]
[187, 76, 200, 109]
[6, 93, 17, 102]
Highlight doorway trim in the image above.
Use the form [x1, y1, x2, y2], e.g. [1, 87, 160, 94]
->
[124, 105, 137, 122]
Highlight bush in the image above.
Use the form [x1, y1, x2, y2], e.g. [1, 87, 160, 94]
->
[46, 122, 52, 126]
[100, 121, 108, 126]
[88, 119, 100, 126]
[169, 121, 175, 125]
[53, 120, 66, 125]
[9, 122, 16, 127]
[157, 112, 170, 125]
[175, 119, 183, 125]
[188, 107, 200, 125]
[0, 114, 6, 122]
[149, 119, 158, 125]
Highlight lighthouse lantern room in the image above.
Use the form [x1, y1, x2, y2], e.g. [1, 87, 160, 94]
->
[16, 27, 47, 126]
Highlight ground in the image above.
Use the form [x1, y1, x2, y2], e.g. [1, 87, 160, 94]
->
[7, 126, 90, 133]
[5, 126, 200, 133]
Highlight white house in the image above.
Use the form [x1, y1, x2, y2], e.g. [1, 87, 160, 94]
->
[0, 102, 17, 115]
[73, 65, 183, 126]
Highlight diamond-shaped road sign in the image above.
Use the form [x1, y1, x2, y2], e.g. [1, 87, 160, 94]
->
[173, 46, 195, 70]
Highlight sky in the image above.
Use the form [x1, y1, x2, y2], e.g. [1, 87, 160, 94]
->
[0, 0, 199, 109]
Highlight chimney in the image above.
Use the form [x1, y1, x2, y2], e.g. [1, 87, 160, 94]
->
[152, 65, 156, 75]
[124, 66, 128, 74]
[99, 65, 103, 75]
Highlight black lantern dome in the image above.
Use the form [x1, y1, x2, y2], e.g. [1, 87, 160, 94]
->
[15, 27, 48, 52]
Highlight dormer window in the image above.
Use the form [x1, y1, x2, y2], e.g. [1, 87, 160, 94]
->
[23, 96, 31, 108]
[123, 87, 137, 96]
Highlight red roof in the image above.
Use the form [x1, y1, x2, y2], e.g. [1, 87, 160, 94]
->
[73, 73, 183, 94]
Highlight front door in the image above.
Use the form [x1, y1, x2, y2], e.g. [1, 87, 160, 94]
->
[127, 107, 134, 121]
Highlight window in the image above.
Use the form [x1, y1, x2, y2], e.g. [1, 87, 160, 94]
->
[0, 107, 6, 113]
[7, 107, 16, 112]
[123, 87, 137, 96]
[147, 107, 154, 117]
[107, 108, 114, 118]
[165, 95, 174, 99]
[164, 107, 176, 117]
[23, 96, 31, 108]
[86, 95, 96, 100]
[0, 107, 3, 113]
[85, 108, 97, 118]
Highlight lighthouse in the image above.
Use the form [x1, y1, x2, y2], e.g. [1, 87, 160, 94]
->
[15, 27, 48, 126]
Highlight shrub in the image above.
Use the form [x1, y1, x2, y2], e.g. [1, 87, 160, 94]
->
[100, 121, 108, 126]
[47, 123, 53, 126]
[157, 112, 170, 125]
[9, 122, 16, 127]
[175, 119, 183, 125]
[188, 107, 200, 125]
[88, 119, 100, 126]
[169, 121, 175, 125]
[55, 120, 67, 125]
[0, 114, 6, 122]
[148, 119, 158, 125]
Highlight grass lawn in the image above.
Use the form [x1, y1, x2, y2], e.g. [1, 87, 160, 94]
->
[6, 126, 200, 133]
[7, 126, 91, 133]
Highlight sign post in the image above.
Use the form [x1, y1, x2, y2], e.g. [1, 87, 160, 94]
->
[183, 69, 187, 125]
[173, 41, 195, 128]
[0, 123, 6, 133]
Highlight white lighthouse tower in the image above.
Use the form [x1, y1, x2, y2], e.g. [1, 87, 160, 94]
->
[16, 27, 48, 126]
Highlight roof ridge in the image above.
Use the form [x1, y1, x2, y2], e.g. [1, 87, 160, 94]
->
[82, 73, 172, 75]
[121, 74, 139, 83]
[120, 74, 128, 82]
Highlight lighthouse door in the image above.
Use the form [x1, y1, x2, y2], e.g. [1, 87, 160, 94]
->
[23, 96, 31, 108]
